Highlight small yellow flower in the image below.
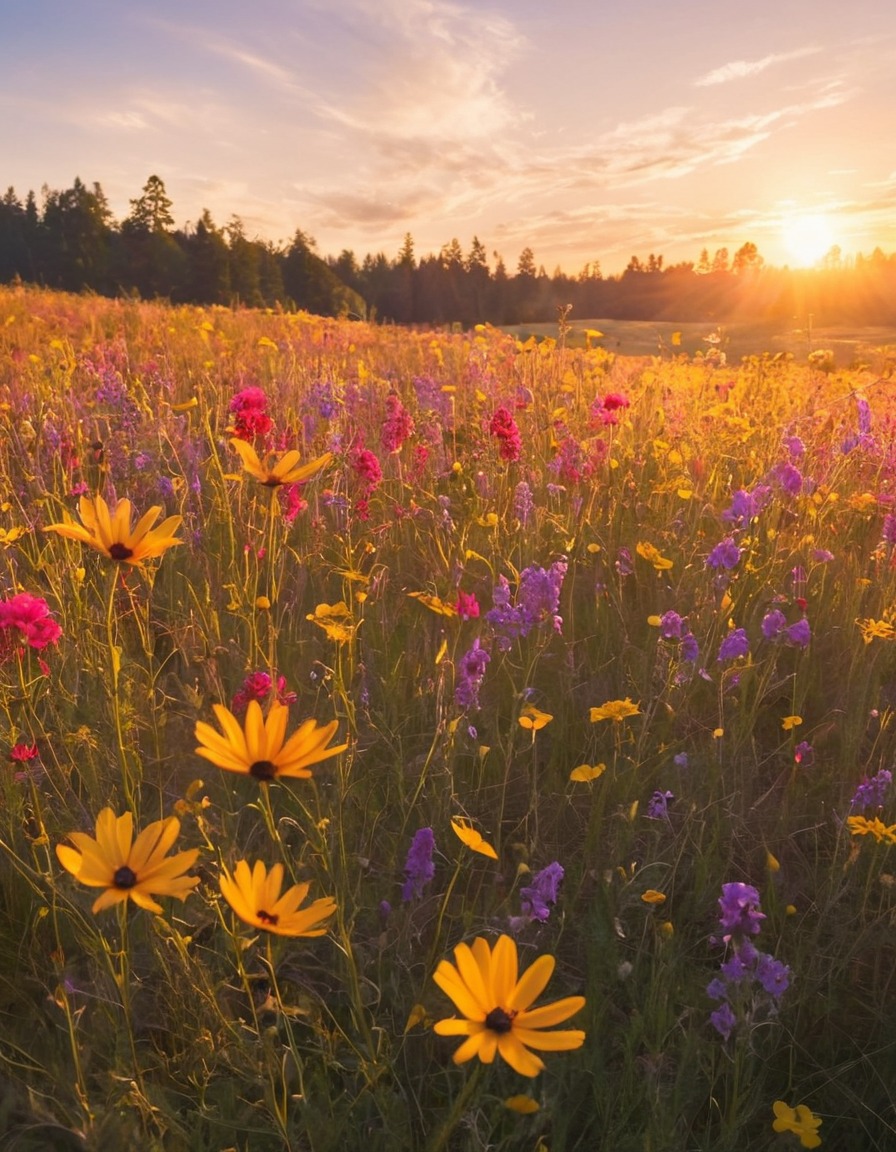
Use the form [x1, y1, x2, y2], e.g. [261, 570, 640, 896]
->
[589, 698, 640, 723]
[433, 933, 585, 1077]
[451, 818, 498, 860]
[219, 859, 336, 937]
[255, 595, 271, 610]
[857, 617, 896, 644]
[847, 815, 896, 844]
[782, 715, 803, 731]
[641, 890, 666, 905]
[306, 602, 359, 643]
[45, 494, 182, 567]
[230, 437, 332, 487]
[519, 705, 553, 731]
[56, 808, 199, 915]
[771, 1100, 823, 1148]
[195, 700, 347, 781]
[504, 1095, 540, 1114]
[636, 541, 673, 570]
[570, 763, 606, 783]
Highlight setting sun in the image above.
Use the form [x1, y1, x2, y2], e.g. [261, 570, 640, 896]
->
[782, 213, 837, 267]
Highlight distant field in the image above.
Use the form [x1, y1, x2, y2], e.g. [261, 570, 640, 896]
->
[505, 316, 896, 367]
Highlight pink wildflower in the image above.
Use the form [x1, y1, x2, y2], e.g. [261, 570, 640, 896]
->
[0, 593, 63, 651]
[489, 406, 522, 462]
[10, 742, 39, 762]
[455, 591, 481, 620]
[591, 392, 630, 426]
[351, 447, 383, 494]
[231, 671, 297, 714]
[381, 394, 415, 453]
[279, 484, 308, 524]
[229, 387, 273, 441]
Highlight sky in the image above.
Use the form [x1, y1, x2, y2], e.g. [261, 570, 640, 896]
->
[2, 0, 895, 276]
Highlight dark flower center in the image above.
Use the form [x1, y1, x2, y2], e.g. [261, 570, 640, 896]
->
[113, 865, 137, 889]
[261, 478, 283, 488]
[257, 909, 280, 926]
[249, 759, 278, 780]
[485, 1007, 516, 1034]
[108, 542, 134, 561]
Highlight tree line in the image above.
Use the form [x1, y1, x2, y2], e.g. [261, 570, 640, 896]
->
[2, 174, 896, 327]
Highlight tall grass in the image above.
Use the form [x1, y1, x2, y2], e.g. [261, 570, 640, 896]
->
[0, 285, 894, 1150]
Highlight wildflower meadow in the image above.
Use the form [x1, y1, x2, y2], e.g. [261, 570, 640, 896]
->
[1, 284, 896, 1151]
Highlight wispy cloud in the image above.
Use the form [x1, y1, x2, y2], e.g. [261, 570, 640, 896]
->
[694, 46, 821, 87]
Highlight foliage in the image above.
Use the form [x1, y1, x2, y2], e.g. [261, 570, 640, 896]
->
[0, 286, 895, 1150]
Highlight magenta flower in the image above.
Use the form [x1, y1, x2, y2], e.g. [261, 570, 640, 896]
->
[381, 393, 415, 453]
[229, 386, 273, 440]
[0, 593, 63, 651]
[489, 406, 522, 462]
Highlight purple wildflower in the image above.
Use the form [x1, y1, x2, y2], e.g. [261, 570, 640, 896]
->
[762, 610, 788, 640]
[519, 861, 565, 922]
[514, 480, 535, 526]
[401, 828, 435, 902]
[771, 461, 803, 496]
[710, 1001, 737, 1040]
[849, 768, 892, 813]
[755, 953, 791, 1000]
[706, 538, 741, 571]
[722, 485, 771, 526]
[786, 618, 811, 648]
[680, 633, 700, 663]
[454, 638, 490, 709]
[718, 628, 750, 662]
[646, 790, 674, 820]
[659, 611, 683, 640]
[486, 560, 567, 650]
[717, 883, 765, 942]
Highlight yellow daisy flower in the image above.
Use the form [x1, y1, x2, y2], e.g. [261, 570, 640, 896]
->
[219, 859, 336, 937]
[56, 807, 199, 914]
[44, 493, 182, 566]
[230, 438, 332, 487]
[433, 933, 586, 1077]
[194, 699, 347, 781]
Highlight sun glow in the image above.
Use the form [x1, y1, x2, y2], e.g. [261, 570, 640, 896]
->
[782, 212, 837, 267]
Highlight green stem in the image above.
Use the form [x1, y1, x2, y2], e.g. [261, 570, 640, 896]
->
[105, 568, 138, 809]
[425, 1064, 484, 1152]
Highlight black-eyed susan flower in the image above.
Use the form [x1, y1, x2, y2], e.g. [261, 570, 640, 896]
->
[56, 807, 199, 914]
[194, 699, 347, 781]
[433, 933, 585, 1077]
[219, 859, 336, 937]
[45, 494, 182, 567]
[229, 438, 332, 487]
